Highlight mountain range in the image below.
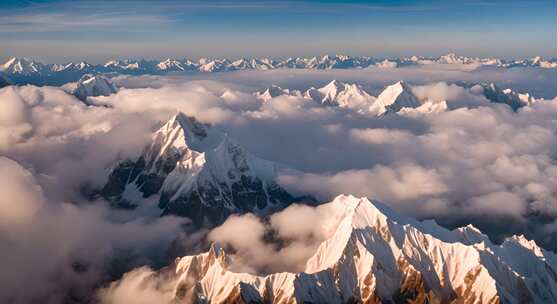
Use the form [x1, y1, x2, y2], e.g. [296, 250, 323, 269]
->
[1, 65, 532, 115]
[256, 79, 534, 115]
[142, 194, 557, 303]
[2, 54, 556, 85]
[101, 112, 308, 226]
[4, 54, 554, 302]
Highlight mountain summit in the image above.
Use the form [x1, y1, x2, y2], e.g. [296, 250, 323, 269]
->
[71, 74, 118, 102]
[369, 81, 422, 115]
[160, 195, 557, 303]
[102, 113, 302, 225]
[478, 82, 533, 111]
[0, 57, 46, 75]
[305, 80, 375, 109]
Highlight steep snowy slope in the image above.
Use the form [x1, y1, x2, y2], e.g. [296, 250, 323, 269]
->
[162, 195, 557, 303]
[369, 81, 422, 115]
[102, 113, 302, 225]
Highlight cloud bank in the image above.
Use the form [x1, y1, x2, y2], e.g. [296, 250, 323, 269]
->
[2, 66, 557, 302]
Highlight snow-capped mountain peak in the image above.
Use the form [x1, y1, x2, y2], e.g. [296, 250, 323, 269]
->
[162, 194, 557, 303]
[1, 57, 45, 75]
[150, 112, 221, 156]
[102, 112, 301, 224]
[320, 79, 343, 94]
[305, 80, 375, 109]
[369, 80, 422, 115]
[156, 58, 192, 71]
[71, 74, 118, 102]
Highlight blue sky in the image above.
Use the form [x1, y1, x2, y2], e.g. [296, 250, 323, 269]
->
[0, 0, 555, 63]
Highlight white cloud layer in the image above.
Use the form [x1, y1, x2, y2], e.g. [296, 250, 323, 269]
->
[2, 67, 557, 302]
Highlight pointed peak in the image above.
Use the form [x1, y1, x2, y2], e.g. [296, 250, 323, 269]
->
[321, 79, 345, 91]
[371, 81, 422, 115]
[379, 81, 415, 97]
[148, 113, 216, 156]
[380, 81, 408, 95]
[72, 74, 118, 101]
[165, 112, 212, 142]
[3, 57, 19, 66]
[329, 195, 367, 216]
[329, 194, 394, 225]
[170, 112, 204, 127]
[1, 57, 44, 74]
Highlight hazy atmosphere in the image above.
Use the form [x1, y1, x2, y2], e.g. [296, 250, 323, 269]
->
[2, 1, 557, 303]
[1, 0, 556, 62]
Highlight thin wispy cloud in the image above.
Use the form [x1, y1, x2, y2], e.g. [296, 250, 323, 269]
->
[0, 13, 168, 33]
[1, 0, 555, 64]
[0, 0, 516, 34]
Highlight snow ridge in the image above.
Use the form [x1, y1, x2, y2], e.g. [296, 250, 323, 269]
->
[167, 195, 557, 303]
[255, 79, 539, 115]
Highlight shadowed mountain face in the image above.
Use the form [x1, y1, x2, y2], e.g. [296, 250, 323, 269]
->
[478, 82, 533, 111]
[70, 74, 118, 102]
[102, 113, 306, 226]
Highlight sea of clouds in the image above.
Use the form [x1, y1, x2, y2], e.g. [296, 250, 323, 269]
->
[2, 65, 557, 303]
